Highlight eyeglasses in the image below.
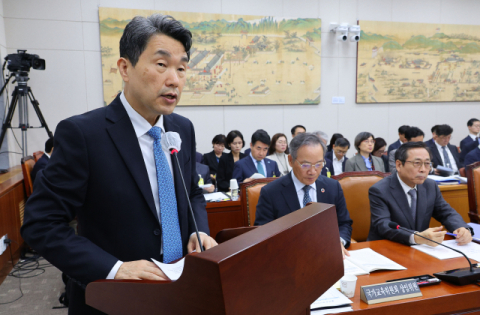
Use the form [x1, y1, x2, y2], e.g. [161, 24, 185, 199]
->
[362, 140, 375, 144]
[296, 160, 324, 170]
[404, 161, 432, 169]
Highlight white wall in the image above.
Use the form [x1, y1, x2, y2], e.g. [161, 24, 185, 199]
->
[3, 0, 480, 165]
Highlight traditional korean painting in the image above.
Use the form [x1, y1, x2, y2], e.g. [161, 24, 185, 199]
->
[357, 20, 480, 103]
[99, 7, 321, 106]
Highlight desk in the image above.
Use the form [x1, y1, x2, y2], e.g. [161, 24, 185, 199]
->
[344, 240, 480, 314]
[430, 184, 469, 227]
[206, 199, 243, 239]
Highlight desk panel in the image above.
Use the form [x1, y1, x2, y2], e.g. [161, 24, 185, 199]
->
[206, 199, 244, 239]
[430, 184, 469, 227]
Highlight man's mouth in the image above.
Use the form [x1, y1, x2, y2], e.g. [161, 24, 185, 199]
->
[162, 93, 177, 100]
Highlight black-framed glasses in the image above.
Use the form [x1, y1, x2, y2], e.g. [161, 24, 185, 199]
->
[404, 161, 432, 169]
[296, 160, 324, 170]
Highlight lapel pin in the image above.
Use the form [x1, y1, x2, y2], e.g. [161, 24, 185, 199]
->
[321, 188, 325, 193]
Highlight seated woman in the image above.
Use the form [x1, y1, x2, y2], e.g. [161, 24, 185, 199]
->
[345, 132, 385, 172]
[202, 134, 226, 183]
[372, 137, 389, 173]
[267, 133, 292, 176]
[216, 130, 246, 192]
[327, 133, 344, 152]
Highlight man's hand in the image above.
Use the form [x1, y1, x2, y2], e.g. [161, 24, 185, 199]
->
[210, 174, 215, 180]
[243, 178, 254, 183]
[187, 233, 218, 253]
[341, 242, 350, 260]
[204, 185, 215, 193]
[114, 260, 168, 280]
[453, 227, 472, 245]
[434, 168, 440, 175]
[414, 226, 446, 246]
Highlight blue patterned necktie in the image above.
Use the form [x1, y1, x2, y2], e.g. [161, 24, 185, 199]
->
[442, 146, 452, 168]
[147, 126, 183, 263]
[257, 160, 265, 176]
[303, 185, 312, 207]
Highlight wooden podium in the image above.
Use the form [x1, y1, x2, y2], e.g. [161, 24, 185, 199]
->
[85, 203, 343, 314]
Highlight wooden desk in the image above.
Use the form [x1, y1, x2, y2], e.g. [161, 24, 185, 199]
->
[0, 166, 26, 285]
[206, 199, 243, 239]
[430, 184, 469, 227]
[345, 240, 480, 314]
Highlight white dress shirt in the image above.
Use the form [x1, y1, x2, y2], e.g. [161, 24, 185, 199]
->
[469, 134, 478, 141]
[396, 174, 418, 244]
[434, 141, 458, 171]
[332, 155, 344, 176]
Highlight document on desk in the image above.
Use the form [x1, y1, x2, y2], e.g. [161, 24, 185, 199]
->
[344, 248, 406, 275]
[310, 286, 353, 311]
[151, 257, 185, 281]
[204, 192, 230, 202]
[412, 240, 480, 261]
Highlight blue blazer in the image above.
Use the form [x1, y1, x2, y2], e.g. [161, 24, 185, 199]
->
[232, 156, 280, 183]
[21, 95, 209, 314]
[460, 139, 479, 164]
[254, 172, 353, 246]
[325, 151, 348, 176]
[30, 154, 49, 184]
[465, 147, 480, 167]
[321, 157, 334, 177]
[387, 139, 401, 155]
[425, 138, 435, 146]
[196, 162, 212, 185]
[460, 136, 475, 153]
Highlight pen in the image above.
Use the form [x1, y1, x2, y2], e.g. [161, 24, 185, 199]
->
[446, 232, 457, 237]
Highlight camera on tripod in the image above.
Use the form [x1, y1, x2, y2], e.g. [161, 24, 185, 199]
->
[5, 50, 45, 72]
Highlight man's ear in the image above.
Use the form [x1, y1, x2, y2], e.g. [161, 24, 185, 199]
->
[288, 154, 294, 167]
[117, 57, 130, 82]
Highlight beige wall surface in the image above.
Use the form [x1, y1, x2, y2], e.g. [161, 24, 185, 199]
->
[2, 0, 479, 165]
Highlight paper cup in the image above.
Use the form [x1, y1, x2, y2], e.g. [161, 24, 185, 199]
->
[340, 274, 357, 298]
[229, 179, 239, 190]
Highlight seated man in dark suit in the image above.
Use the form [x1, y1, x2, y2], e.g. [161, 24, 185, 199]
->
[325, 138, 349, 176]
[460, 118, 480, 152]
[31, 137, 54, 184]
[368, 142, 472, 246]
[424, 125, 438, 147]
[387, 125, 409, 155]
[232, 129, 281, 183]
[255, 132, 353, 257]
[196, 162, 215, 193]
[426, 124, 462, 173]
[465, 145, 480, 167]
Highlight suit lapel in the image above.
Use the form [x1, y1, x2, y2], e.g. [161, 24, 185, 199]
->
[430, 145, 442, 167]
[390, 175, 415, 228]
[106, 98, 158, 221]
[315, 177, 328, 203]
[282, 174, 301, 212]
[355, 155, 367, 171]
[265, 159, 273, 176]
[246, 156, 258, 175]
[415, 184, 427, 231]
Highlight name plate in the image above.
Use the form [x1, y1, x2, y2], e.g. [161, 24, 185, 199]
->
[360, 279, 422, 305]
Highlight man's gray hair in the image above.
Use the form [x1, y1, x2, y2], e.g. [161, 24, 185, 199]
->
[311, 130, 329, 144]
[289, 132, 326, 160]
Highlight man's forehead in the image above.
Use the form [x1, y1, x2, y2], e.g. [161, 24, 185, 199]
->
[407, 148, 430, 159]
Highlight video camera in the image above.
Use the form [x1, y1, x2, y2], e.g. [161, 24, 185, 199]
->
[5, 50, 45, 72]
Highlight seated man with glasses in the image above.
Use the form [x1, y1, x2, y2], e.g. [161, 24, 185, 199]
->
[254, 132, 353, 257]
[368, 142, 472, 246]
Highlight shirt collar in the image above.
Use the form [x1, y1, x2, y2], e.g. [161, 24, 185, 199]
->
[44, 152, 50, 158]
[120, 91, 164, 138]
[250, 152, 262, 165]
[434, 140, 447, 151]
[469, 134, 478, 141]
[291, 171, 316, 194]
[396, 173, 416, 194]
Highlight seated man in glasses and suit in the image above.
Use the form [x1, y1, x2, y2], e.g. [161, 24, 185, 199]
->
[368, 142, 472, 246]
[254, 132, 353, 257]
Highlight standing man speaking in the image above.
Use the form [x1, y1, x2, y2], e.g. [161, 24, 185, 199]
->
[21, 14, 217, 314]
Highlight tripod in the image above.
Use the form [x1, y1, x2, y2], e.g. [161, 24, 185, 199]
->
[0, 71, 53, 157]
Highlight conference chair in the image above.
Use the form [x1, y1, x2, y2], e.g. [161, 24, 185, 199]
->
[240, 178, 278, 226]
[21, 156, 35, 198]
[466, 161, 480, 223]
[33, 151, 44, 162]
[331, 171, 390, 242]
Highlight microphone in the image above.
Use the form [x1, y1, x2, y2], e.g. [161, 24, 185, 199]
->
[162, 132, 204, 252]
[388, 222, 480, 285]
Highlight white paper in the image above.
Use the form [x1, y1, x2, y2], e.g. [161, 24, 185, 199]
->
[203, 192, 230, 202]
[311, 286, 352, 310]
[343, 259, 369, 276]
[151, 257, 185, 281]
[249, 173, 266, 179]
[199, 184, 212, 188]
[427, 175, 459, 183]
[346, 248, 406, 272]
[413, 239, 480, 261]
[311, 306, 353, 314]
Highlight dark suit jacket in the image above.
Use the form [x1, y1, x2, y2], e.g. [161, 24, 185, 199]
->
[425, 138, 435, 146]
[196, 151, 203, 163]
[21, 95, 209, 314]
[232, 156, 280, 183]
[325, 151, 348, 176]
[244, 148, 251, 156]
[460, 139, 479, 164]
[321, 158, 333, 177]
[30, 154, 49, 184]
[381, 154, 390, 173]
[460, 135, 475, 153]
[465, 147, 480, 167]
[367, 175, 469, 245]
[216, 152, 246, 192]
[427, 142, 463, 169]
[196, 162, 212, 185]
[202, 150, 226, 177]
[254, 172, 353, 246]
[387, 139, 401, 155]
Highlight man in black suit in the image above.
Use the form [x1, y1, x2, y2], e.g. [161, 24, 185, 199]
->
[387, 125, 409, 155]
[325, 138, 350, 176]
[21, 15, 217, 314]
[368, 142, 472, 246]
[460, 118, 480, 152]
[425, 125, 438, 146]
[255, 132, 353, 257]
[30, 137, 54, 184]
[426, 124, 462, 173]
